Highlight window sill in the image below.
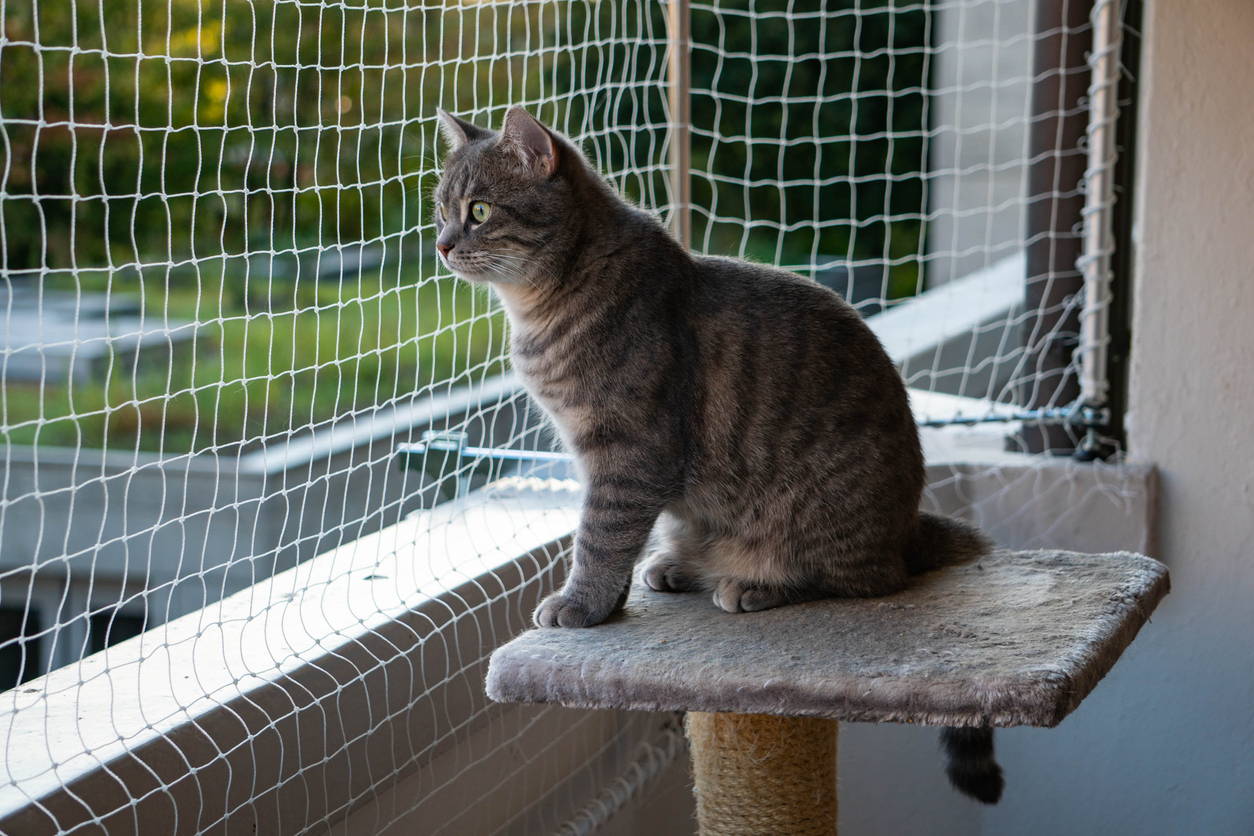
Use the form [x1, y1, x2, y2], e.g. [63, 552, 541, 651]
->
[0, 477, 578, 833]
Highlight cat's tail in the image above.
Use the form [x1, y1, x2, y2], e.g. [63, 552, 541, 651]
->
[904, 510, 992, 574]
[907, 514, 1003, 803]
[941, 726, 1004, 804]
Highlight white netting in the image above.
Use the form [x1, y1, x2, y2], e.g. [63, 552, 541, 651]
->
[0, 0, 1132, 832]
[687, 0, 1127, 446]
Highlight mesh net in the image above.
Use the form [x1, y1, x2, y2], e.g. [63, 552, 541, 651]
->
[0, 0, 1132, 832]
[688, 0, 1126, 439]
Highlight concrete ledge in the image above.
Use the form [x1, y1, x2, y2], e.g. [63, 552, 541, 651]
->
[0, 479, 578, 835]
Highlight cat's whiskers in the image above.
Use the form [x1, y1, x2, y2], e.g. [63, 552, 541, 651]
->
[485, 252, 539, 289]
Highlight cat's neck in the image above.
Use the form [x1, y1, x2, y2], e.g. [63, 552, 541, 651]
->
[491, 203, 621, 316]
[492, 282, 550, 325]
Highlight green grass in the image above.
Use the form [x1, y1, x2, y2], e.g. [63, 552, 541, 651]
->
[1, 262, 508, 454]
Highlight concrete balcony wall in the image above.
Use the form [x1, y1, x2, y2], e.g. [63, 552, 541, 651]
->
[0, 377, 546, 676]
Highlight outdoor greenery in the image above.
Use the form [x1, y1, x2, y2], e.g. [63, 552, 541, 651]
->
[1, 0, 927, 453]
[2, 267, 507, 452]
[690, 0, 929, 295]
[0, 0, 586, 452]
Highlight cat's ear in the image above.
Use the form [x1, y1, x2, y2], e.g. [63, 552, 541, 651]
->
[499, 107, 559, 178]
[437, 108, 489, 151]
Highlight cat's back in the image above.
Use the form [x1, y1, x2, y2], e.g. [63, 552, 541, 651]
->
[689, 254, 891, 372]
[683, 251, 915, 464]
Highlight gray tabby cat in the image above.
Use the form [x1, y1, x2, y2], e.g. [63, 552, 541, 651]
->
[434, 106, 1004, 804]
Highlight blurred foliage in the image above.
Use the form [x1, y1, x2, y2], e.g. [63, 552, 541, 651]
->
[690, 0, 928, 298]
[0, 0, 669, 272]
[0, 0, 927, 452]
[2, 0, 482, 270]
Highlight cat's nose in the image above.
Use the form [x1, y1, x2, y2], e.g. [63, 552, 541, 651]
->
[436, 243, 451, 258]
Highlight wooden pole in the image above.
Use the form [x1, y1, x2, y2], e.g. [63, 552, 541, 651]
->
[667, 0, 692, 249]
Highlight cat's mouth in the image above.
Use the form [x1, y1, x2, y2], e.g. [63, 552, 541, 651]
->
[447, 266, 490, 283]
[442, 244, 539, 285]
[439, 253, 492, 284]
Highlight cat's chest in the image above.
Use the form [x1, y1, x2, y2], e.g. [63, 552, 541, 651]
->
[511, 341, 597, 446]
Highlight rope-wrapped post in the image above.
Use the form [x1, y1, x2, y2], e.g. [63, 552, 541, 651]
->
[686, 712, 838, 835]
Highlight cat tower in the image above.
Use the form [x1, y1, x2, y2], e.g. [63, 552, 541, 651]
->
[487, 549, 1169, 834]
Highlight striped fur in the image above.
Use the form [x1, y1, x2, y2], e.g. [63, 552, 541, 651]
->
[435, 108, 1002, 802]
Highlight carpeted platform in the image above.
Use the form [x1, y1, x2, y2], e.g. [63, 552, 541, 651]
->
[487, 549, 1169, 727]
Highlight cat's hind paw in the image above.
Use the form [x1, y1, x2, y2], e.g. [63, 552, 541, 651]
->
[642, 555, 700, 593]
[712, 578, 790, 613]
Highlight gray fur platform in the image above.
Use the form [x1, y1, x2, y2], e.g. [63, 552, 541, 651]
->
[487, 550, 1169, 727]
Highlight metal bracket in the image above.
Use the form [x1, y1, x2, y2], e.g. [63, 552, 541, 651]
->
[918, 403, 1108, 430]
[1072, 401, 1114, 461]
[397, 430, 571, 466]
[397, 401, 1116, 478]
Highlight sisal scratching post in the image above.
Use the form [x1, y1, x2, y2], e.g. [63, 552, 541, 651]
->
[486, 549, 1169, 834]
[687, 712, 836, 835]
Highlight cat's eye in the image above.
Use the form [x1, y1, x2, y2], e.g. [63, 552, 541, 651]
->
[436, 203, 446, 223]
[470, 201, 492, 223]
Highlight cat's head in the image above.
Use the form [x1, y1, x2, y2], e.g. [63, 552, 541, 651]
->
[432, 107, 580, 287]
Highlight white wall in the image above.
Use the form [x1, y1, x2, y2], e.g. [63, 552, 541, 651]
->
[982, 1, 1254, 833]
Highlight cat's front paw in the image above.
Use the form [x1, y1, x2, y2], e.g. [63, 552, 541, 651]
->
[534, 591, 609, 628]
